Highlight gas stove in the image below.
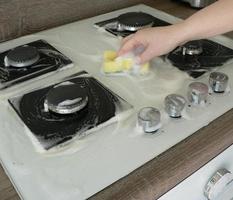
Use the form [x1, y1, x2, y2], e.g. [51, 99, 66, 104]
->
[1, 4, 233, 200]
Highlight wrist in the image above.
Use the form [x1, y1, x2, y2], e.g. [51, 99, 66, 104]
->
[170, 21, 194, 46]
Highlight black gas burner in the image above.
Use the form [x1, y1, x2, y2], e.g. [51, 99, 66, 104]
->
[103, 12, 155, 32]
[166, 39, 233, 78]
[5, 46, 40, 68]
[181, 40, 203, 56]
[44, 82, 89, 114]
[117, 12, 155, 31]
[95, 12, 170, 37]
[9, 71, 132, 151]
[0, 40, 73, 89]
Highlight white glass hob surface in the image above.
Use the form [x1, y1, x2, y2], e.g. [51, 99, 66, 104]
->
[1, 4, 233, 200]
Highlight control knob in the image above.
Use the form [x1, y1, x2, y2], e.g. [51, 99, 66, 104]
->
[164, 94, 186, 118]
[209, 72, 229, 93]
[187, 82, 209, 105]
[204, 168, 233, 200]
[137, 107, 161, 133]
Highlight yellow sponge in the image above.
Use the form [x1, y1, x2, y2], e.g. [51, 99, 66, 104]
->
[103, 61, 124, 73]
[104, 50, 117, 61]
[103, 50, 150, 75]
[122, 59, 133, 70]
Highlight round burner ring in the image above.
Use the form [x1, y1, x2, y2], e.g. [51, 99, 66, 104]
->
[5, 46, 40, 68]
[117, 12, 154, 31]
[182, 41, 203, 56]
[44, 82, 88, 114]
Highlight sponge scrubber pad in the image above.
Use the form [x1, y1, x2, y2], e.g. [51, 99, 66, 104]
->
[103, 50, 149, 75]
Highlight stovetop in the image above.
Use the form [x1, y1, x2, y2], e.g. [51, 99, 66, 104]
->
[1, 4, 233, 200]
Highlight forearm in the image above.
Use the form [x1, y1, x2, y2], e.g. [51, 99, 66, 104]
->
[176, 0, 233, 43]
[118, 0, 233, 62]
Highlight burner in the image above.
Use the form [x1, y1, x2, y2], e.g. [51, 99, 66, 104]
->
[5, 46, 40, 68]
[116, 12, 155, 31]
[95, 12, 170, 37]
[9, 72, 133, 151]
[182, 41, 203, 56]
[45, 82, 88, 114]
[166, 39, 233, 78]
[0, 40, 73, 89]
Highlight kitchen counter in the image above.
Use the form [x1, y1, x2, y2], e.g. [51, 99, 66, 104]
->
[1, 0, 233, 200]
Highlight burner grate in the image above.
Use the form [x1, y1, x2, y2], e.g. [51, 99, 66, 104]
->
[166, 39, 233, 78]
[0, 40, 73, 89]
[9, 72, 133, 151]
[95, 12, 170, 37]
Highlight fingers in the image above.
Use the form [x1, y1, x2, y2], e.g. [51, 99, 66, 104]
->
[122, 34, 134, 45]
[118, 37, 138, 56]
[137, 47, 156, 64]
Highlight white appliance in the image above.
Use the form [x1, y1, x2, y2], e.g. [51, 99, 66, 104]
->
[158, 144, 233, 200]
[0, 4, 233, 200]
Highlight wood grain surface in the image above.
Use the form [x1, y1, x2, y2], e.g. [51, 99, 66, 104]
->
[0, 0, 233, 200]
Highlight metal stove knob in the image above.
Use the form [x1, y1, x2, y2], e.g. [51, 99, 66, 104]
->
[137, 107, 161, 133]
[187, 82, 209, 105]
[164, 94, 186, 118]
[209, 72, 229, 93]
[204, 168, 233, 200]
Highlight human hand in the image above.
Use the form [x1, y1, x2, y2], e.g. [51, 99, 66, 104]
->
[118, 24, 186, 64]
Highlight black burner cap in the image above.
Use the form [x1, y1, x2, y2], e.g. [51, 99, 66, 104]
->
[6, 46, 40, 68]
[117, 12, 154, 28]
[182, 41, 203, 56]
[45, 82, 88, 114]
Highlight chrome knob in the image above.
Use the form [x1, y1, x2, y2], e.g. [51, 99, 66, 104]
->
[164, 94, 186, 118]
[187, 82, 209, 105]
[209, 72, 229, 93]
[138, 107, 161, 133]
[204, 168, 233, 200]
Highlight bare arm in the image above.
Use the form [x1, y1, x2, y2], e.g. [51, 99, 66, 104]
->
[182, 0, 233, 41]
[118, 0, 233, 64]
